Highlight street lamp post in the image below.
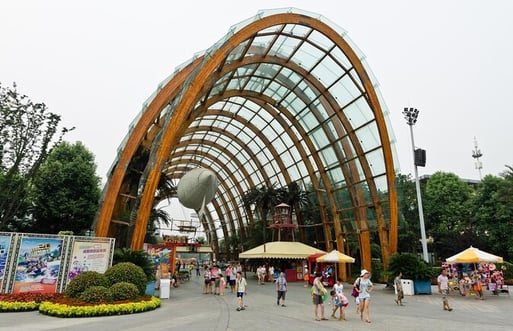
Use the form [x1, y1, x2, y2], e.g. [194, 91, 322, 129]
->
[403, 107, 429, 263]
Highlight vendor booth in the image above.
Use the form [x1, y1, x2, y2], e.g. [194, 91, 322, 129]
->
[445, 246, 508, 296]
[239, 241, 326, 281]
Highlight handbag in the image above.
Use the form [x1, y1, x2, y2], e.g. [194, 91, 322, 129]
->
[351, 277, 361, 297]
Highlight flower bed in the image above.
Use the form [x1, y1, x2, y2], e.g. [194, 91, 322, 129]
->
[0, 292, 161, 317]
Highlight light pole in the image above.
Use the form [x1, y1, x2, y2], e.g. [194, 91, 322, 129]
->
[403, 107, 429, 263]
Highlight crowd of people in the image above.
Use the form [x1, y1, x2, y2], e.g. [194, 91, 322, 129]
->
[442, 262, 508, 297]
[157, 259, 509, 324]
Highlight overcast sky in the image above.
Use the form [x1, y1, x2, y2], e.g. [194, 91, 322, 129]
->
[2, 0, 512, 187]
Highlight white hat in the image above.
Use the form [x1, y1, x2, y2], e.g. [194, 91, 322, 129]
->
[360, 269, 370, 277]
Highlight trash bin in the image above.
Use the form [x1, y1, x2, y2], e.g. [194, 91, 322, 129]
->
[145, 281, 156, 296]
[401, 279, 414, 296]
[160, 279, 171, 299]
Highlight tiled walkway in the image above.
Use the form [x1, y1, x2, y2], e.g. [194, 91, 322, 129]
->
[1, 272, 511, 330]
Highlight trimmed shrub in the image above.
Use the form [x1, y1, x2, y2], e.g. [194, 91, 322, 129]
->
[105, 262, 147, 295]
[65, 271, 109, 298]
[113, 248, 155, 281]
[110, 282, 140, 301]
[79, 286, 112, 303]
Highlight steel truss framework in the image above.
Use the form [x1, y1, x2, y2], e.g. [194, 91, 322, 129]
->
[95, 8, 399, 278]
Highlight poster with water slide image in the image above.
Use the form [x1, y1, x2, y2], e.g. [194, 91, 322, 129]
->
[0, 233, 13, 291]
[13, 236, 63, 294]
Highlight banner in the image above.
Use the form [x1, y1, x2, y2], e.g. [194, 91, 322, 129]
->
[13, 237, 63, 294]
[0, 234, 13, 290]
[67, 240, 111, 283]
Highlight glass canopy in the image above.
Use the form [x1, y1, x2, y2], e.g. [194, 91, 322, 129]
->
[96, 8, 399, 272]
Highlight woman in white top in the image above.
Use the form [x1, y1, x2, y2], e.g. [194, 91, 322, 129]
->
[354, 269, 373, 323]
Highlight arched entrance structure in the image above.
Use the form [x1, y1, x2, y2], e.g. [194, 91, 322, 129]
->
[95, 8, 399, 278]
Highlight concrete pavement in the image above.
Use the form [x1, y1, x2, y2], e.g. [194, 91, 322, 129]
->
[1, 272, 512, 330]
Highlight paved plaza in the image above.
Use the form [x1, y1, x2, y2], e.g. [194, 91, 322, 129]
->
[1, 272, 512, 331]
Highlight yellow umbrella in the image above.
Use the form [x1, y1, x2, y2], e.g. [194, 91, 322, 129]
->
[316, 250, 355, 263]
[315, 250, 355, 282]
[446, 246, 503, 264]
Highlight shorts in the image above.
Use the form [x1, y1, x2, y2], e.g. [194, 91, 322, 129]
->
[313, 294, 323, 305]
[229, 279, 236, 286]
[204, 279, 210, 285]
[237, 292, 245, 298]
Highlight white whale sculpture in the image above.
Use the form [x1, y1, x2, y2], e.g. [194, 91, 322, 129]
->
[176, 168, 218, 219]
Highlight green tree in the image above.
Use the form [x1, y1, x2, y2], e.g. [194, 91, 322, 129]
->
[282, 181, 310, 241]
[30, 141, 101, 234]
[396, 174, 422, 253]
[0, 82, 70, 230]
[472, 167, 513, 261]
[423, 172, 474, 259]
[242, 183, 283, 244]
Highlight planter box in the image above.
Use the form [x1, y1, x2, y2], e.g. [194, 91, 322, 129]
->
[414, 280, 432, 294]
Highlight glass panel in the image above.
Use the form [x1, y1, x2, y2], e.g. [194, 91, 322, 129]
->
[308, 30, 335, 51]
[282, 23, 311, 38]
[298, 110, 320, 132]
[365, 149, 386, 176]
[268, 35, 302, 59]
[318, 147, 338, 168]
[311, 124, 331, 148]
[311, 55, 342, 88]
[355, 121, 380, 152]
[342, 97, 373, 129]
[330, 47, 352, 71]
[328, 74, 362, 109]
[290, 42, 325, 71]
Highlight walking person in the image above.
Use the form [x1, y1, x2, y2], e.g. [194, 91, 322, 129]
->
[355, 269, 373, 323]
[303, 265, 309, 287]
[229, 265, 237, 293]
[312, 272, 328, 321]
[333, 278, 343, 294]
[330, 289, 349, 320]
[472, 271, 484, 300]
[276, 271, 287, 306]
[235, 271, 248, 311]
[218, 273, 226, 296]
[203, 266, 211, 294]
[394, 271, 404, 305]
[438, 268, 453, 311]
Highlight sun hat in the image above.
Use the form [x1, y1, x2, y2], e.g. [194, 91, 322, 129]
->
[360, 269, 370, 277]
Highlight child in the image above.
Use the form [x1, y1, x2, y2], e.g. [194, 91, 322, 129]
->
[330, 290, 349, 320]
[303, 266, 309, 287]
[472, 271, 483, 299]
[214, 272, 220, 295]
[218, 273, 226, 296]
[235, 271, 247, 311]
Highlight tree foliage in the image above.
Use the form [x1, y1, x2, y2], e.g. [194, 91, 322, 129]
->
[30, 141, 100, 234]
[398, 168, 513, 263]
[0, 82, 71, 231]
